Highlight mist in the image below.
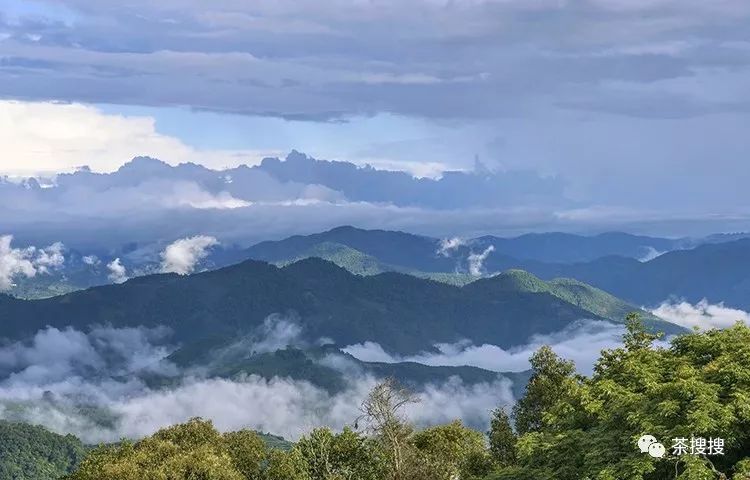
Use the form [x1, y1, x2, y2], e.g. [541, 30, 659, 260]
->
[344, 320, 639, 376]
[0, 319, 514, 444]
[651, 299, 750, 330]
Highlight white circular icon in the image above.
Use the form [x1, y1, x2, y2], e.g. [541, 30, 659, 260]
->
[638, 434, 658, 453]
[648, 442, 666, 458]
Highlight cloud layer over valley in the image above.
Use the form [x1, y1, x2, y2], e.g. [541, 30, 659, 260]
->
[344, 320, 643, 376]
[0, 318, 516, 443]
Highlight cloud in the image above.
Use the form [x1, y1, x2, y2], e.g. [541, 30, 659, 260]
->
[160, 235, 219, 275]
[107, 258, 128, 283]
[437, 237, 465, 257]
[2, 1, 749, 121]
[468, 245, 495, 276]
[651, 299, 750, 329]
[639, 246, 668, 262]
[0, 323, 514, 444]
[82, 255, 100, 266]
[0, 101, 279, 176]
[344, 320, 648, 376]
[0, 235, 66, 290]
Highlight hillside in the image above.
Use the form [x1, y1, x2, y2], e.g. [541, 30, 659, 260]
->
[249, 228, 750, 312]
[0, 258, 681, 355]
[245, 226, 683, 269]
[525, 239, 750, 310]
[167, 342, 530, 397]
[0, 420, 87, 480]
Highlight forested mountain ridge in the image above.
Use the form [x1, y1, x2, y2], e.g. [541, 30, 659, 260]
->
[0, 420, 87, 480]
[0, 257, 681, 354]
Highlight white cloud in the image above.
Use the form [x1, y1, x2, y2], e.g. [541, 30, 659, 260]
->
[33, 242, 65, 273]
[651, 299, 750, 329]
[107, 258, 128, 283]
[0, 100, 279, 176]
[639, 246, 667, 262]
[82, 255, 100, 266]
[160, 235, 219, 275]
[0, 235, 66, 290]
[468, 245, 494, 276]
[437, 237, 465, 257]
[0, 324, 514, 444]
[345, 320, 648, 376]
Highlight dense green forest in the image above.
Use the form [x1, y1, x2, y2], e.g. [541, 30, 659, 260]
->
[4, 316, 748, 479]
[0, 257, 681, 356]
[0, 421, 87, 480]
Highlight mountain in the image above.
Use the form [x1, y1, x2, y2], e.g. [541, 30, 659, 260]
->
[244, 226, 683, 270]
[244, 226, 750, 312]
[539, 239, 750, 310]
[167, 343, 530, 398]
[0, 257, 681, 355]
[475, 231, 678, 263]
[0, 420, 87, 480]
[465, 270, 666, 328]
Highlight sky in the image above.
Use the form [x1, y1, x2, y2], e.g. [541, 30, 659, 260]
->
[1, 0, 750, 236]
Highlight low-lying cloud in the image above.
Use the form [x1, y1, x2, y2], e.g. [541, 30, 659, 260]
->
[0, 321, 514, 444]
[468, 245, 495, 276]
[0, 235, 66, 290]
[652, 299, 750, 330]
[107, 258, 128, 284]
[437, 237, 465, 257]
[160, 235, 219, 275]
[345, 320, 642, 376]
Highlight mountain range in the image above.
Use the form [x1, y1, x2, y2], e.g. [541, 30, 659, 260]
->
[0, 257, 681, 355]
[242, 226, 750, 311]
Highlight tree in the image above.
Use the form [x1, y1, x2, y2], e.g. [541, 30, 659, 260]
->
[294, 427, 385, 480]
[0, 421, 87, 480]
[508, 317, 750, 480]
[512, 345, 577, 435]
[223, 430, 268, 479]
[358, 378, 419, 480]
[410, 420, 494, 480]
[264, 449, 310, 480]
[488, 408, 517, 467]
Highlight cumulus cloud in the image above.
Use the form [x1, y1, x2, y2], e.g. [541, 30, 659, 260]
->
[107, 258, 128, 283]
[160, 235, 219, 275]
[468, 245, 495, 276]
[651, 299, 750, 329]
[0, 101, 279, 176]
[344, 320, 655, 376]
[0, 235, 66, 290]
[0, 323, 514, 444]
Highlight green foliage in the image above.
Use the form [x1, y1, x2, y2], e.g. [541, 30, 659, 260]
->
[488, 408, 517, 466]
[295, 427, 386, 480]
[511, 345, 578, 435]
[0, 256, 681, 357]
[65, 418, 290, 480]
[0, 420, 87, 480]
[409, 420, 493, 480]
[506, 316, 750, 480]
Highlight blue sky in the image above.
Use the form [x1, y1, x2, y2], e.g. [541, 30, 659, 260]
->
[1, 0, 750, 230]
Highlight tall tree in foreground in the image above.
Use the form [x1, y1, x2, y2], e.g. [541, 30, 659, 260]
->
[505, 315, 750, 480]
[511, 345, 578, 435]
[488, 408, 517, 467]
[358, 378, 419, 480]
